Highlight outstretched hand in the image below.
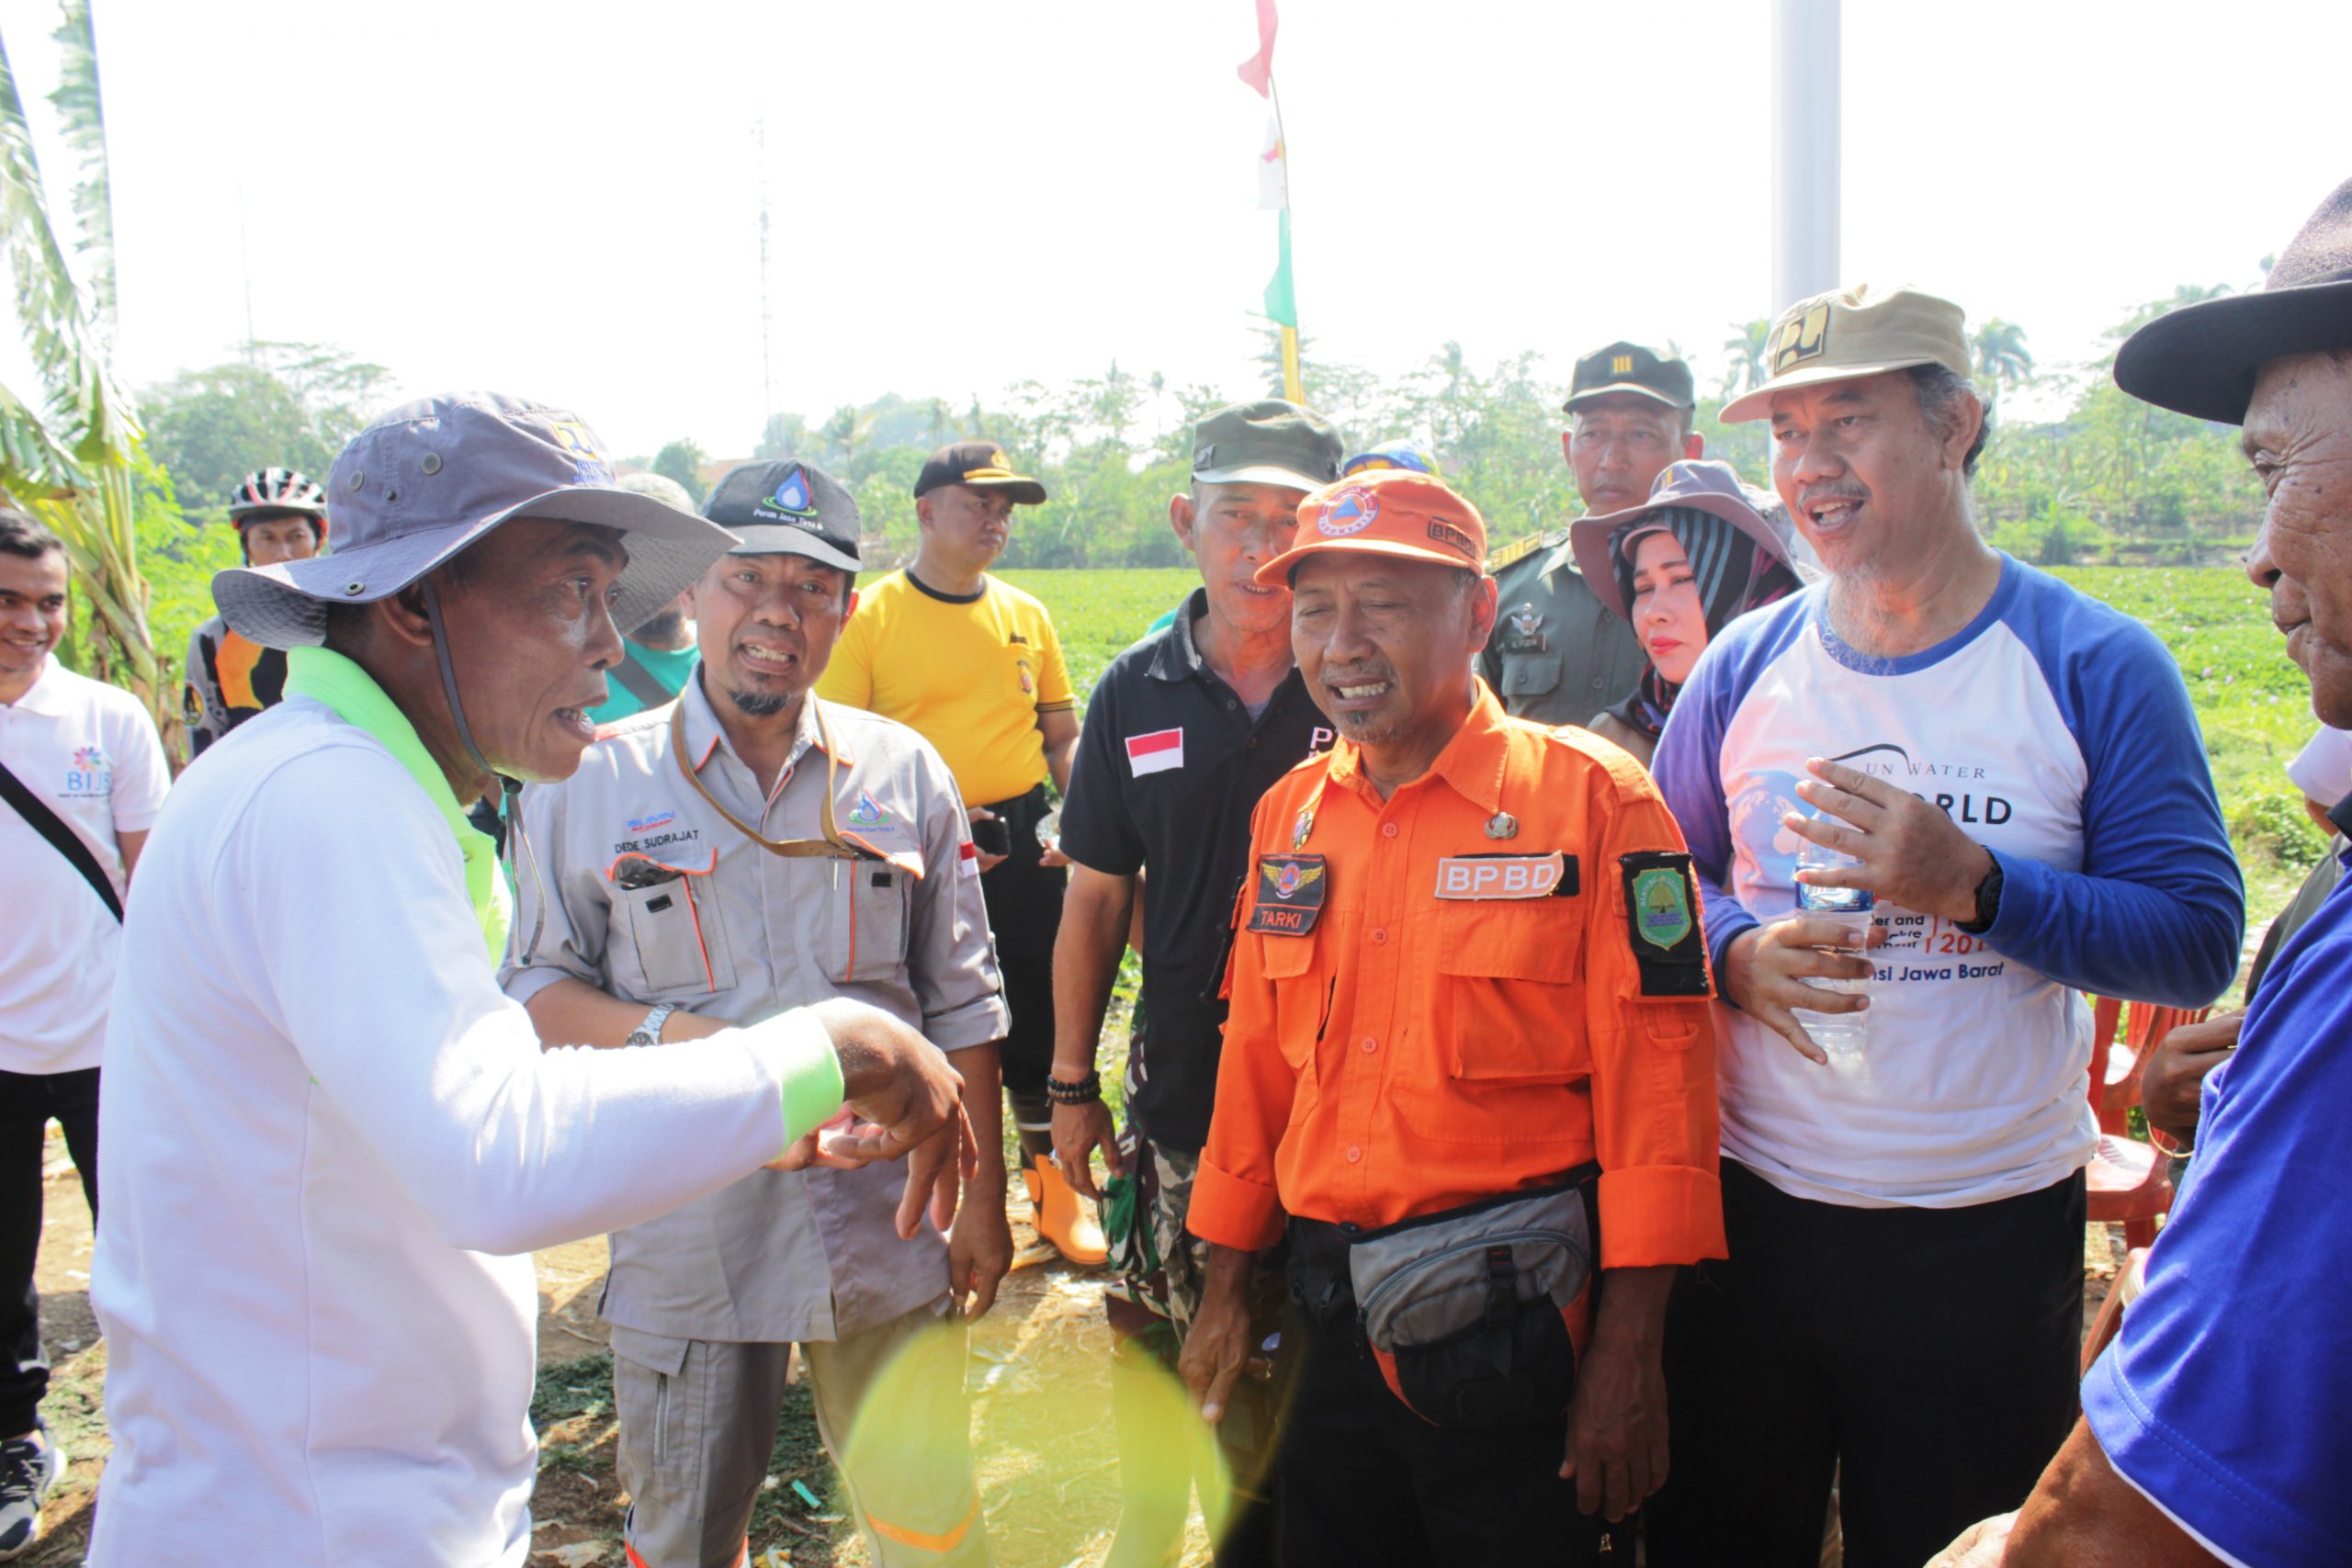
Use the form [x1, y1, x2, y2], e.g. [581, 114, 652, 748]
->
[1786, 756, 1993, 923]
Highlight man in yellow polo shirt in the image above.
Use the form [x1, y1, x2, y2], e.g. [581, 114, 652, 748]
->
[820, 439, 1102, 1263]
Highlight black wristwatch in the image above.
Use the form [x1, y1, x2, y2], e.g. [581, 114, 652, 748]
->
[1956, 854, 2004, 935]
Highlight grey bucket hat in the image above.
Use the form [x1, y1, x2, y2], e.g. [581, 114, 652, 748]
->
[1570, 459, 1817, 620]
[212, 392, 738, 649]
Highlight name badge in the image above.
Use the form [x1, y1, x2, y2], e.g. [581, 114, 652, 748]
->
[1249, 853, 1328, 935]
[1434, 852, 1578, 900]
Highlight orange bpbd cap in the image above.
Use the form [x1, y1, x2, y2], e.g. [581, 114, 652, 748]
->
[1254, 468, 1488, 586]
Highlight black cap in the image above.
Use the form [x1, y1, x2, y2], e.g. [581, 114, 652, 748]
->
[701, 460, 862, 572]
[913, 440, 1047, 504]
[1564, 341, 1696, 414]
[2117, 177, 2352, 425]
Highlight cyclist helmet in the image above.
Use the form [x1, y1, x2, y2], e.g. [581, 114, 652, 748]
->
[227, 468, 330, 539]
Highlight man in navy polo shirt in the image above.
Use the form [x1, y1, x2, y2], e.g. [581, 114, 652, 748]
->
[1048, 399, 1341, 1566]
[1932, 176, 2352, 1568]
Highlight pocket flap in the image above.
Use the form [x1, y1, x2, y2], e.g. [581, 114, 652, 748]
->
[1256, 930, 1318, 980]
[1435, 902, 1583, 982]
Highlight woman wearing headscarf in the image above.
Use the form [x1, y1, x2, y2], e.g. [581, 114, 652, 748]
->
[1569, 459, 1814, 770]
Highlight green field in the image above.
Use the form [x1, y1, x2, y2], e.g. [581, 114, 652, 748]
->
[1002, 564, 2331, 929]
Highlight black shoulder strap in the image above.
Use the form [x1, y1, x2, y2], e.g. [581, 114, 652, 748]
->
[612, 650, 673, 708]
[0, 757, 123, 921]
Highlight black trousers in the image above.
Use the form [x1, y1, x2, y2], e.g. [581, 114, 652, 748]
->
[1645, 1160, 2086, 1568]
[0, 1067, 99, 1438]
[1277, 1224, 1607, 1568]
[978, 786, 1063, 1122]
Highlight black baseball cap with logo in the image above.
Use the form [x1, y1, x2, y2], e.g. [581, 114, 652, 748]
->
[912, 440, 1047, 504]
[702, 459, 862, 571]
[1564, 340, 1696, 413]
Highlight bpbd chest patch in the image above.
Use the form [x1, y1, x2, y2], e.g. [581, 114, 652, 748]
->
[1249, 852, 1328, 935]
[1434, 852, 1577, 899]
[1620, 850, 1709, 996]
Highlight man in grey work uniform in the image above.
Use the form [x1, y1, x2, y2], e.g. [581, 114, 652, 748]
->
[501, 458, 1005, 1568]
[1482, 341, 1703, 719]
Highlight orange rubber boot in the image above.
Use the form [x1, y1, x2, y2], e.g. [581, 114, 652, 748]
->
[1024, 1152, 1108, 1266]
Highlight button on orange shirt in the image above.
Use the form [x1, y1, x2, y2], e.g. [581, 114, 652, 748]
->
[1188, 684, 1726, 1270]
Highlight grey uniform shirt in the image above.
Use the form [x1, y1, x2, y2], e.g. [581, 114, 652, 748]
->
[501, 678, 1009, 1343]
[1478, 532, 1647, 724]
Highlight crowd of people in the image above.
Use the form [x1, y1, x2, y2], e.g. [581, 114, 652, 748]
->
[1, 175, 2348, 1568]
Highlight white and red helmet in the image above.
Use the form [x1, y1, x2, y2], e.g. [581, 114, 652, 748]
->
[226, 468, 330, 540]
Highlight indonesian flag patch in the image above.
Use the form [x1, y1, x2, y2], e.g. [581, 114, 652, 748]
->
[1125, 728, 1184, 777]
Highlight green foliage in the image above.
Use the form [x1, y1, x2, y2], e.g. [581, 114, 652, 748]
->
[650, 437, 708, 499]
[141, 344, 390, 513]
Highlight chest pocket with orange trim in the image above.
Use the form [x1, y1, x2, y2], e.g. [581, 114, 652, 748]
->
[609, 857, 738, 1000]
[820, 863, 911, 986]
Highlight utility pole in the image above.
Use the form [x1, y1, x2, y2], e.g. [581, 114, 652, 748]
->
[1770, 0, 1840, 313]
[754, 119, 775, 438]
[237, 184, 257, 364]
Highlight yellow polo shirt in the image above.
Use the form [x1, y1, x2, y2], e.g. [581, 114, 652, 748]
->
[818, 570, 1075, 807]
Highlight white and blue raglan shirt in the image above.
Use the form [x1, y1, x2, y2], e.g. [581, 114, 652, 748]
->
[1652, 554, 2243, 1208]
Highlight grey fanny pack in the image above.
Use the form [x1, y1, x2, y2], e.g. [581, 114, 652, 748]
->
[1344, 1165, 1599, 1430]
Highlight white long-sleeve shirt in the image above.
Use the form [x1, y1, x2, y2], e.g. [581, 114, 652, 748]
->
[87, 695, 844, 1566]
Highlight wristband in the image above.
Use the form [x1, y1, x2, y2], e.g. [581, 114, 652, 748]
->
[1045, 1070, 1102, 1106]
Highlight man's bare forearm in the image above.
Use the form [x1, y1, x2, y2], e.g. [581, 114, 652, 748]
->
[522, 976, 726, 1051]
[1051, 870, 1136, 1077]
[1590, 1265, 1675, 1355]
[2002, 1420, 2218, 1568]
[949, 1042, 1007, 1185]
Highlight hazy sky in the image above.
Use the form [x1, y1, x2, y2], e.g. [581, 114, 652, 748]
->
[0, 0, 2345, 460]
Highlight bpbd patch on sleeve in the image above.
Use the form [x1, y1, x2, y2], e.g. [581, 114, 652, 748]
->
[1619, 851, 1709, 997]
[1248, 853, 1327, 935]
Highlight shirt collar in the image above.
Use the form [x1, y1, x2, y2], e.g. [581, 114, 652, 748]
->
[6, 654, 72, 716]
[680, 670, 839, 783]
[1326, 681, 1511, 816]
[1147, 588, 1213, 682]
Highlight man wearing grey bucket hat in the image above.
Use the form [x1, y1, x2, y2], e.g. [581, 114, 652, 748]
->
[83, 394, 976, 1568]
[1931, 178, 2352, 1568]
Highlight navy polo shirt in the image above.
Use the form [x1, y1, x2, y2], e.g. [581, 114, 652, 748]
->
[2081, 793, 2352, 1566]
[1059, 589, 1332, 1154]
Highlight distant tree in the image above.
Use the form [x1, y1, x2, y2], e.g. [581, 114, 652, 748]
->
[1722, 319, 1770, 398]
[752, 411, 807, 460]
[1970, 318, 2034, 410]
[143, 344, 389, 513]
[651, 438, 707, 497]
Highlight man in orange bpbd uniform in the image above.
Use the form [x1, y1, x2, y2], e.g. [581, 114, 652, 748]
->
[1180, 468, 1725, 1568]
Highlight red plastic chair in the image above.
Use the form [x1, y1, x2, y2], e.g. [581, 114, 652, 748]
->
[2080, 1246, 2150, 1377]
[2083, 998, 2205, 1249]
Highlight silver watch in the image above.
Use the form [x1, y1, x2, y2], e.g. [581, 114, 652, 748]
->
[626, 1002, 679, 1046]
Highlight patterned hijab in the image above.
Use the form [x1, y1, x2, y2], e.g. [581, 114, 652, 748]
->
[1605, 505, 1802, 740]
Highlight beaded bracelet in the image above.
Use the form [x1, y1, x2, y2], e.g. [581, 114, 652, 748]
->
[1044, 1070, 1102, 1106]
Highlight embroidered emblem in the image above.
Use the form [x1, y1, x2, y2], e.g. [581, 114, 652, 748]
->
[1435, 852, 1576, 900]
[1249, 853, 1328, 935]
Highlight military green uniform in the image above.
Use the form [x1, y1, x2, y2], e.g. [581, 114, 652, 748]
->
[1478, 527, 1647, 723]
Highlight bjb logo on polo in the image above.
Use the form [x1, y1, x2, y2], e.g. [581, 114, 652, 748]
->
[63, 744, 111, 798]
[1434, 852, 1574, 900]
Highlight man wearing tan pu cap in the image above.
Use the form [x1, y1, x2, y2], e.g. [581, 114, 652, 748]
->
[1642, 287, 2242, 1568]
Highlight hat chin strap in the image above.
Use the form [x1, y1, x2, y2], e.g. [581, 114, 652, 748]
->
[419, 577, 517, 802]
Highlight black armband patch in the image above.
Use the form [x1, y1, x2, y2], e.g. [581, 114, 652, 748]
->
[1620, 850, 1709, 997]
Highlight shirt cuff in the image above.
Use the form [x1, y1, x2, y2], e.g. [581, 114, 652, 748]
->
[498, 964, 577, 1010]
[1186, 1157, 1286, 1253]
[1596, 1164, 1726, 1269]
[750, 1007, 846, 1148]
[925, 994, 1012, 1053]
[1703, 902, 1759, 985]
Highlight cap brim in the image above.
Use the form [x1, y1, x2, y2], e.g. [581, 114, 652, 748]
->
[1192, 462, 1330, 492]
[2114, 280, 2352, 425]
[1563, 381, 1689, 414]
[1718, 355, 1951, 423]
[952, 475, 1048, 504]
[1254, 536, 1481, 588]
[214, 485, 737, 649]
[725, 525, 862, 572]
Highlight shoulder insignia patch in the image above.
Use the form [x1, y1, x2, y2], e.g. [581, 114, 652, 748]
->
[1487, 529, 1548, 570]
[1619, 850, 1710, 997]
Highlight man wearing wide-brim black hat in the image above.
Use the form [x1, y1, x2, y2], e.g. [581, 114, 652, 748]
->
[1931, 180, 2352, 1568]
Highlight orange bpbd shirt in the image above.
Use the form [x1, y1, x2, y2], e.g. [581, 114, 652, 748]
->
[1188, 684, 1726, 1270]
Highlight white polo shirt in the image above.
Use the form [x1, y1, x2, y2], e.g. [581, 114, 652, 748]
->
[90, 694, 846, 1567]
[0, 653, 167, 1076]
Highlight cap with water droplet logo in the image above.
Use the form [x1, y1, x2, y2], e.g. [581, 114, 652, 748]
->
[700, 458, 863, 572]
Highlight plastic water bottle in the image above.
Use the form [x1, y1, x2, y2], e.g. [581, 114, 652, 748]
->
[1792, 834, 1875, 1058]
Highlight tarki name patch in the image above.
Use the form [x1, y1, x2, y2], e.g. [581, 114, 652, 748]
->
[1249, 853, 1327, 935]
[1434, 852, 1577, 900]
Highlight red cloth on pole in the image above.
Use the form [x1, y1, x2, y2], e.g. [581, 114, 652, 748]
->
[1237, 0, 1278, 96]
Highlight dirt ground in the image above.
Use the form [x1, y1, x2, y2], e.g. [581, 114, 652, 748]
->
[21, 1134, 2128, 1568]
